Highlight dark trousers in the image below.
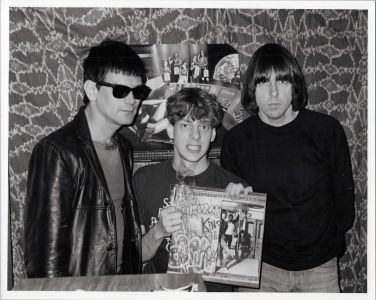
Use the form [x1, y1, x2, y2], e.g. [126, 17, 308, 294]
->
[224, 234, 232, 248]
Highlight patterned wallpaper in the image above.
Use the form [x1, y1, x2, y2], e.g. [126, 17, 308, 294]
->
[8, 7, 368, 292]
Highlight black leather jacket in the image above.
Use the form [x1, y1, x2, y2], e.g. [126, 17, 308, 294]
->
[24, 106, 142, 278]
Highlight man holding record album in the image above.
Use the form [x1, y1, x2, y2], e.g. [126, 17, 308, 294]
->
[133, 87, 253, 292]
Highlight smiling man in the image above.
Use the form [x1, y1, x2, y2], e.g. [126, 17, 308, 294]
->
[221, 43, 355, 292]
[24, 40, 151, 278]
[134, 87, 252, 292]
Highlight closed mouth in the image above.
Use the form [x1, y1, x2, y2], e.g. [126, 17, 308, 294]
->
[186, 145, 201, 152]
[120, 108, 135, 113]
[268, 103, 281, 108]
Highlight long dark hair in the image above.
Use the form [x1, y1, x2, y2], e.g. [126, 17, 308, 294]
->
[241, 43, 308, 115]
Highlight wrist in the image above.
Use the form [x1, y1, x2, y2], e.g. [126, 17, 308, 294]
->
[154, 221, 168, 240]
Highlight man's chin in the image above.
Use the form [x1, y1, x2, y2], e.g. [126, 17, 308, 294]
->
[180, 153, 209, 165]
[120, 116, 137, 126]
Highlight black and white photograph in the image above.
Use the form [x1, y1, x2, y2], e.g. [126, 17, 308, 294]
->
[203, 195, 266, 288]
[0, 0, 374, 299]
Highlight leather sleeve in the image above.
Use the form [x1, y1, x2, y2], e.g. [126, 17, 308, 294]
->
[24, 142, 74, 278]
[118, 137, 142, 274]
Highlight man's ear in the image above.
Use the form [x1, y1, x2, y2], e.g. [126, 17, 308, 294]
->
[210, 128, 216, 142]
[83, 80, 98, 102]
[167, 123, 174, 140]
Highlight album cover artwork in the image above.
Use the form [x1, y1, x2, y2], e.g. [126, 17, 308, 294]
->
[167, 185, 267, 288]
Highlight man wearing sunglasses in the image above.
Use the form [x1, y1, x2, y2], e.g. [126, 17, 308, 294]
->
[24, 40, 151, 278]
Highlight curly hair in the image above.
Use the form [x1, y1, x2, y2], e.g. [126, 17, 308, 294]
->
[241, 43, 308, 115]
[166, 87, 223, 127]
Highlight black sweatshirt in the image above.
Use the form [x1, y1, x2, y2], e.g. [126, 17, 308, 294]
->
[221, 108, 355, 271]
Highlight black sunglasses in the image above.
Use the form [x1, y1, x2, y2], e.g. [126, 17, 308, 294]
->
[96, 81, 151, 100]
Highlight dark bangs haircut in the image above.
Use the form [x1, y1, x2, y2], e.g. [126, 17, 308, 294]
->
[241, 43, 308, 115]
[83, 39, 147, 104]
[166, 87, 223, 128]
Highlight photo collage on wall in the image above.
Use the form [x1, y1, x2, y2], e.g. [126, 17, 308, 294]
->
[119, 44, 246, 171]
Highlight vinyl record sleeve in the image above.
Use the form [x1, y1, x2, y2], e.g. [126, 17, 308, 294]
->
[167, 185, 267, 288]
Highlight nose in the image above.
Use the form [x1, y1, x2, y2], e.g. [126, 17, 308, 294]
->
[190, 125, 201, 140]
[123, 93, 138, 105]
[269, 80, 278, 96]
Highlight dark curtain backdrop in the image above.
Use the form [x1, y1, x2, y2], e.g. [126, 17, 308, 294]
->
[8, 7, 367, 292]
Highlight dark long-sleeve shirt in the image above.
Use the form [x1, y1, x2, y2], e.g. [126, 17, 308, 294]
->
[221, 108, 355, 271]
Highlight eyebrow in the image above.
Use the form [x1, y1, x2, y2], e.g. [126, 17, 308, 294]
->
[276, 74, 291, 81]
[199, 120, 210, 126]
[256, 74, 291, 82]
[180, 118, 210, 125]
